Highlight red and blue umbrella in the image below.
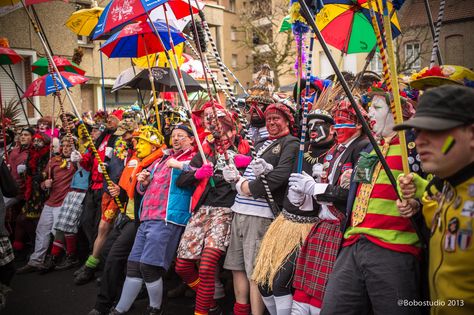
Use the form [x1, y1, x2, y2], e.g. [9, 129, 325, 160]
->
[100, 20, 185, 58]
[92, 0, 200, 40]
[22, 71, 89, 98]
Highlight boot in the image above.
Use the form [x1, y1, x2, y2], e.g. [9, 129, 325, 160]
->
[16, 263, 42, 275]
[73, 264, 86, 277]
[55, 254, 80, 271]
[39, 255, 60, 274]
[74, 265, 96, 285]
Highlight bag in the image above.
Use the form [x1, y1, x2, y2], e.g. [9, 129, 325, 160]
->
[353, 152, 379, 184]
[0, 157, 18, 198]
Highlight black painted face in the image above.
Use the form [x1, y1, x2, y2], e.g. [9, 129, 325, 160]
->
[307, 118, 331, 144]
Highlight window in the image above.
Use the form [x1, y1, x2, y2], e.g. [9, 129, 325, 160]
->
[343, 54, 357, 74]
[405, 42, 421, 70]
[77, 35, 90, 45]
[105, 87, 138, 109]
[369, 52, 383, 74]
[231, 54, 238, 68]
[0, 49, 40, 123]
[319, 51, 333, 78]
[231, 27, 237, 41]
[229, 0, 236, 12]
[445, 35, 464, 65]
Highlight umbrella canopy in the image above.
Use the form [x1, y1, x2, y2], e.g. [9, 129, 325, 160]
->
[23, 71, 89, 98]
[100, 20, 185, 58]
[279, 15, 291, 33]
[92, 0, 200, 39]
[0, 47, 23, 65]
[31, 56, 86, 76]
[316, 0, 401, 54]
[123, 67, 204, 92]
[112, 66, 140, 92]
[65, 6, 104, 36]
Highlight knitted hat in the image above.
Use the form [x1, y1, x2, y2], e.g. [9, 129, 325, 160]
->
[192, 100, 224, 116]
[134, 125, 164, 147]
[264, 103, 295, 126]
[109, 109, 124, 121]
[93, 110, 108, 123]
[33, 132, 51, 146]
[246, 64, 275, 105]
[332, 99, 369, 125]
[21, 127, 36, 136]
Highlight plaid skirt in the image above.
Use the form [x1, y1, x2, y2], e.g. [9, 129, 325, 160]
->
[292, 218, 343, 304]
[0, 236, 14, 266]
[53, 191, 86, 234]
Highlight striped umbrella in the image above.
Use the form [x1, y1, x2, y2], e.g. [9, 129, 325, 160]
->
[22, 71, 89, 98]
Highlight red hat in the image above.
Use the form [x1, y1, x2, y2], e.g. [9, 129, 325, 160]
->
[264, 103, 295, 126]
[110, 109, 124, 121]
[192, 100, 224, 117]
[33, 132, 51, 146]
[332, 99, 369, 125]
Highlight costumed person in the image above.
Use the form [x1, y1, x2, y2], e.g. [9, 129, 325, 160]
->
[174, 110, 244, 315]
[87, 126, 165, 315]
[16, 134, 77, 274]
[220, 64, 277, 315]
[109, 124, 196, 315]
[221, 102, 299, 315]
[12, 132, 51, 253]
[287, 100, 369, 315]
[36, 116, 60, 152]
[75, 109, 121, 273]
[75, 117, 136, 285]
[5, 127, 34, 231]
[321, 85, 424, 315]
[0, 155, 18, 310]
[395, 85, 474, 315]
[192, 101, 225, 144]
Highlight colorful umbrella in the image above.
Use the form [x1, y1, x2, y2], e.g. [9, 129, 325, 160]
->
[31, 56, 85, 76]
[315, 0, 401, 54]
[22, 71, 89, 98]
[65, 6, 104, 36]
[100, 20, 185, 58]
[0, 47, 23, 65]
[92, 0, 200, 39]
[126, 67, 204, 92]
[279, 15, 291, 33]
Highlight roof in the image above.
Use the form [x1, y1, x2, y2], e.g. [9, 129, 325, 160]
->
[398, 0, 474, 28]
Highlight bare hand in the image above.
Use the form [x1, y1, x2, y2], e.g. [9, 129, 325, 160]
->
[166, 158, 183, 170]
[396, 199, 420, 218]
[398, 173, 416, 199]
[108, 182, 120, 197]
[44, 179, 53, 188]
[137, 170, 151, 187]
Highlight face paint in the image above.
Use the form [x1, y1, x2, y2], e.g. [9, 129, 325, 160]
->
[247, 102, 266, 127]
[307, 118, 330, 144]
[334, 117, 358, 144]
[266, 113, 289, 138]
[441, 135, 456, 155]
[32, 138, 45, 149]
[136, 138, 154, 159]
[369, 95, 394, 137]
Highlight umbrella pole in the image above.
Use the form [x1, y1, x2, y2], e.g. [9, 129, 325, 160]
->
[130, 59, 148, 122]
[297, 32, 315, 174]
[295, 32, 304, 114]
[297, 0, 427, 247]
[351, 45, 376, 92]
[196, 5, 281, 216]
[48, 93, 57, 179]
[423, 0, 443, 65]
[19, 0, 125, 213]
[0, 86, 8, 164]
[429, 0, 445, 68]
[99, 43, 107, 111]
[142, 38, 161, 132]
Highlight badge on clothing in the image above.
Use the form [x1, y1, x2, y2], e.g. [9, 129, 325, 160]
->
[444, 217, 459, 252]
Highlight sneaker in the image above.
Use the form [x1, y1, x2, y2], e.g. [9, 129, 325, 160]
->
[145, 306, 164, 315]
[16, 264, 41, 275]
[74, 266, 96, 285]
[55, 254, 80, 271]
[209, 305, 222, 315]
[73, 264, 86, 277]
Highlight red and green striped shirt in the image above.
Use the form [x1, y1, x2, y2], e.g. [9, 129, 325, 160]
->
[343, 137, 421, 257]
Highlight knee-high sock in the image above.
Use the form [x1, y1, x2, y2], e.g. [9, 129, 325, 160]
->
[64, 233, 77, 256]
[115, 276, 143, 313]
[195, 247, 223, 315]
[175, 258, 200, 290]
[145, 278, 164, 309]
[275, 294, 293, 315]
[234, 302, 251, 315]
[262, 295, 277, 315]
[51, 239, 65, 257]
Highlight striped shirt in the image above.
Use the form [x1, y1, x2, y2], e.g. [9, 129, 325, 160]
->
[343, 137, 421, 256]
[232, 139, 275, 219]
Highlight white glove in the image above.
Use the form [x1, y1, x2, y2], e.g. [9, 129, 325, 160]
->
[312, 163, 326, 182]
[287, 186, 305, 207]
[222, 165, 240, 183]
[105, 147, 113, 159]
[250, 158, 273, 177]
[17, 164, 26, 174]
[70, 150, 82, 163]
[289, 172, 317, 195]
[97, 163, 108, 174]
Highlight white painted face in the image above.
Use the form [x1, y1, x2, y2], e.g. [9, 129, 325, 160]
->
[369, 95, 394, 138]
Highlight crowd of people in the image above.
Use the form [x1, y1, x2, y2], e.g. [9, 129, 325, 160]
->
[0, 63, 473, 315]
